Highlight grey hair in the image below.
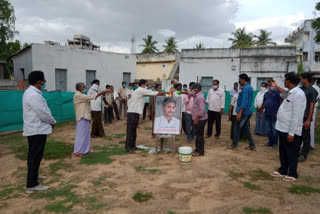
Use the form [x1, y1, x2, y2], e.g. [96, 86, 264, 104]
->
[192, 83, 202, 90]
[75, 82, 85, 90]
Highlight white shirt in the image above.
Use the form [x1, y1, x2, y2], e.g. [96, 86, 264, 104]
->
[23, 86, 56, 136]
[88, 84, 101, 111]
[313, 84, 320, 107]
[173, 91, 186, 112]
[231, 92, 239, 116]
[206, 88, 225, 112]
[126, 89, 133, 98]
[254, 90, 266, 109]
[276, 86, 306, 136]
[154, 115, 180, 135]
[127, 87, 158, 114]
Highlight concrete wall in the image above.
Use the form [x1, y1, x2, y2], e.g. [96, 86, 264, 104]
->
[180, 48, 297, 91]
[13, 47, 33, 80]
[13, 44, 136, 92]
[0, 79, 19, 90]
[136, 53, 178, 81]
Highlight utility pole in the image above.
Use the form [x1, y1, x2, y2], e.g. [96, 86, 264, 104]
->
[130, 34, 136, 54]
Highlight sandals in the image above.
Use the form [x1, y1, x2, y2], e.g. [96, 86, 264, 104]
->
[245, 146, 256, 151]
[283, 176, 297, 182]
[271, 171, 285, 177]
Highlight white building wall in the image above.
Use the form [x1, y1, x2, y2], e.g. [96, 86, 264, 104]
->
[13, 44, 136, 92]
[13, 47, 32, 80]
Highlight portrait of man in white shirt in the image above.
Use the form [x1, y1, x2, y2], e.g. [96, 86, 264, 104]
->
[154, 97, 181, 135]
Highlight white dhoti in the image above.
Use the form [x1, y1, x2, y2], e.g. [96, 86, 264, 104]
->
[310, 107, 317, 148]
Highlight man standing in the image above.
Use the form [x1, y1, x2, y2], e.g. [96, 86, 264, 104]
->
[102, 85, 114, 125]
[259, 80, 282, 147]
[297, 73, 318, 161]
[110, 85, 120, 121]
[229, 74, 256, 150]
[23, 71, 56, 193]
[310, 79, 320, 149]
[230, 82, 239, 101]
[118, 82, 128, 118]
[126, 79, 168, 153]
[254, 82, 268, 136]
[191, 83, 208, 156]
[271, 72, 306, 181]
[173, 83, 187, 134]
[206, 80, 225, 139]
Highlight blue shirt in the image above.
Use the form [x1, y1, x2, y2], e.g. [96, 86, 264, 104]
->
[263, 89, 281, 116]
[236, 83, 253, 116]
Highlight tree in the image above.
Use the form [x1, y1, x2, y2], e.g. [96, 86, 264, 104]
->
[254, 29, 275, 46]
[140, 35, 159, 54]
[163, 36, 179, 53]
[0, 0, 18, 45]
[312, 2, 320, 43]
[228, 27, 254, 48]
[195, 42, 205, 49]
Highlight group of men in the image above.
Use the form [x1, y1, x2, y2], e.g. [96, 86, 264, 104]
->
[22, 70, 319, 193]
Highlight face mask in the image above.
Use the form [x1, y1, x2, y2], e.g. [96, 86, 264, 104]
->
[128, 86, 132, 90]
[299, 82, 303, 86]
[122, 85, 126, 87]
[133, 86, 138, 90]
[41, 83, 46, 90]
[269, 86, 275, 91]
[260, 87, 267, 91]
[238, 81, 242, 85]
[183, 88, 187, 91]
[213, 86, 218, 89]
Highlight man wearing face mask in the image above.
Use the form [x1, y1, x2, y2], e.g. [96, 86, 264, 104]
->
[259, 80, 282, 147]
[23, 71, 56, 193]
[254, 82, 268, 136]
[206, 80, 225, 139]
[229, 74, 256, 150]
[126, 79, 169, 153]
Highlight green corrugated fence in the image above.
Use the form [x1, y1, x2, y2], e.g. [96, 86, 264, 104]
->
[0, 90, 259, 133]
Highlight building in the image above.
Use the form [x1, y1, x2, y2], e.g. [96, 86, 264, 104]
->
[0, 60, 6, 79]
[285, 19, 320, 72]
[11, 37, 136, 92]
[179, 47, 297, 92]
[136, 53, 179, 82]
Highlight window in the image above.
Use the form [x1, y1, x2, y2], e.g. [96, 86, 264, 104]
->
[20, 68, 25, 80]
[200, 76, 213, 93]
[303, 52, 308, 61]
[315, 52, 320, 62]
[55, 69, 67, 91]
[123, 72, 131, 85]
[86, 70, 96, 91]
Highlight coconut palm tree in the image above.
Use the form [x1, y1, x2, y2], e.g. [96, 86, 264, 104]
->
[163, 36, 179, 53]
[255, 29, 274, 46]
[195, 42, 205, 49]
[228, 27, 254, 48]
[140, 35, 159, 54]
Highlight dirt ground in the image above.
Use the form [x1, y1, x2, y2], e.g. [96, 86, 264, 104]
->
[0, 113, 320, 214]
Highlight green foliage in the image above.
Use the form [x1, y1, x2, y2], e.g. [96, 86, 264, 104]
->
[88, 203, 107, 211]
[243, 207, 272, 214]
[92, 178, 104, 185]
[113, 133, 126, 139]
[135, 166, 159, 174]
[49, 160, 70, 174]
[144, 126, 152, 130]
[249, 169, 273, 181]
[132, 192, 152, 202]
[228, 27, 254, 48]
[163, 36, 179, 53]
[167, 211, 176, 214]
[312, 2, 320, 43]
[119, 140, 126, 145]
[288, 185, 320, 195]
[195, 42, 205, 49]
[254, 29, 274, 46]
[80, 146, 127, 165]
[243, 182, 261, 190]
[0, 187, 14, 200]
[140, 35, 159, 54]
[0, 0, 17, 43]
[104, 135, 113, 141]
[298, 62, 305, 74]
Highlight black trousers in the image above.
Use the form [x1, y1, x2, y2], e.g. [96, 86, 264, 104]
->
[113, 101, 120, 120]
[297, 127, 311, 159]
[195, 120, 207, 155]
[27, 135, 47, 188]
[104, 107, 114, 124]
[278, 131, 299, 178]
[207, 110, 221, 137]
[125, 113, 139, 151]
[143, 103, 149, 120]
[182, 112, 186, 134]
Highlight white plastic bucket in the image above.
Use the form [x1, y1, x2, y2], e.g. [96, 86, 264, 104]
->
[178, 146, 192, 164]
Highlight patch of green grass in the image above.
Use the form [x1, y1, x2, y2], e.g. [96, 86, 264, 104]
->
[143, 127, 152, 130]
[88, 203, 108, 211]
[119, 140, 126, 145]
[92, 178, 104, 185]
[135, 166, 159, 174]
[243, 207, 272, 214]
[0, 187, 15, 200]
[288, 185, 320, 195]
[81, 146, 127, 165]
[104, 136, 113, 141]
[34, 184, 80, 213]
[132, 192, 152, 202]
[229, 171, 246, 179]
[167, 211, 176, 214]
[156, 157, 164, 161]
[249, 169, 273, 181]
[54, 120, 75, 128]
[87, 197, 97, 203]
[243, 182, 261, 190]
[113, 133, 126, 139]
[49, 160, 70, 174]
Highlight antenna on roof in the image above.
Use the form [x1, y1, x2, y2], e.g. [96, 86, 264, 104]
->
[130, 34, 136, 54]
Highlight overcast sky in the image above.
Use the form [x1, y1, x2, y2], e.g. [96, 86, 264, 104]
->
[11, 0, 318, 53]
